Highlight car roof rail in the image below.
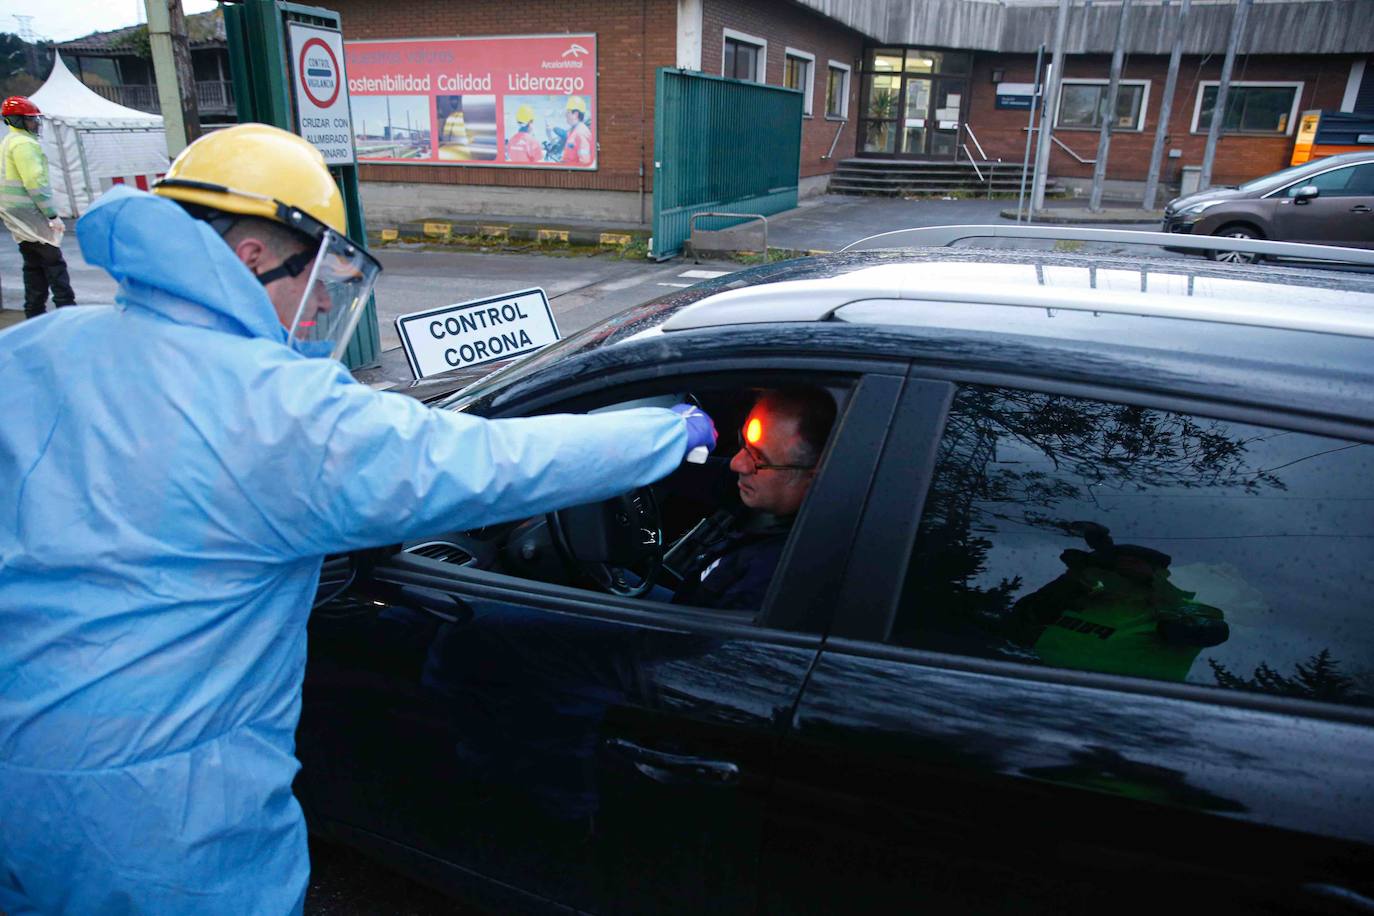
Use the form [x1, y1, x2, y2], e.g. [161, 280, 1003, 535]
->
[839, 225, 1374, 267]
[660, 262, 1374, 339]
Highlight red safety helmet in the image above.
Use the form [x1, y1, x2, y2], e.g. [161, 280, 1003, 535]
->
[1, 97, 40, 117]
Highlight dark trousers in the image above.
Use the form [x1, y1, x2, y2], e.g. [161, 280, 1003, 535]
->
[18, 240, 76, 318]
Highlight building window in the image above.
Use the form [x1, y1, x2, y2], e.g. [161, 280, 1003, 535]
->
[1055, 79, 1149, 131]
[723, 29, 767, 83]
[785, 48, 815, 116]
[1192, 82, 1303, 135]
[826, 61, 851, 119]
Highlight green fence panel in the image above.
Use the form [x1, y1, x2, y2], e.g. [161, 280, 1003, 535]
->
[224, 1, 380, 370]
[652, 69, 803, 260]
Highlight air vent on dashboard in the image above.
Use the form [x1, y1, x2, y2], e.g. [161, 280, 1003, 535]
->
[407, 541, 474, 565]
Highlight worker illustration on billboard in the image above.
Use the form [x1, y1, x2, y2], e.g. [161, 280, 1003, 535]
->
[561, 95, 594, 167]
[505, 103, 542, 164]
[437, 95, 498, 161]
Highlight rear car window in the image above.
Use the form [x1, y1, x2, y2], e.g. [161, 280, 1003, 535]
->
[891, 385, 1374, 709]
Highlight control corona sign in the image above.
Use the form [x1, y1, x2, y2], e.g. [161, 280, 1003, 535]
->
[395, 288, 561, 379]
[344, 34, 598, 170]
[288, 22, 356, 166]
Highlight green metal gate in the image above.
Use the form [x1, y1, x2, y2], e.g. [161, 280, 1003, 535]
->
[223, 0, 380, 370]
[652, 69, 802, 260]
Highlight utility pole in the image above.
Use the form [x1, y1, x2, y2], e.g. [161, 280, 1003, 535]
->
[145, 0, 201, 157]
[1089, 0, 1131, 212]
[1030, 0, 1072, 216]
[1199, 0, 1251, 191]
[1143, 0, 1190, 210]
[1016, 44, 1046, 222]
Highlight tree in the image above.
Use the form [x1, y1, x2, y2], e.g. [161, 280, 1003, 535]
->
[1209, 649, 1370, 706]
[0, 33, 30, 80]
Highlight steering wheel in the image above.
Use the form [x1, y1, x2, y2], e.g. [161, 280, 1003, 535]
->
[547, 488, 664, 598]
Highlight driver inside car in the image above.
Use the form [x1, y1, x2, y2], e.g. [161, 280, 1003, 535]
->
[665, 385, 836, 611]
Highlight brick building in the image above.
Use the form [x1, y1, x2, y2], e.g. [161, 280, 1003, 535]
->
[310, 0, 1372, 219]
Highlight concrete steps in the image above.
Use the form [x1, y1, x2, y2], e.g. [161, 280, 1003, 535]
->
[831, 158, 1065, 197]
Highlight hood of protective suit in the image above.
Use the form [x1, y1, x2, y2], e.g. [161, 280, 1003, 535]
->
[77, 185, 287, 343]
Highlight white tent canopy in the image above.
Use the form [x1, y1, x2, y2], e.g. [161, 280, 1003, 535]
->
[29, 54, 170, 218]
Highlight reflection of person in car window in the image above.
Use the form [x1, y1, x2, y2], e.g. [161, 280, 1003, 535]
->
[671, 386, 836, 611]
[1007, 522, 1229, 682]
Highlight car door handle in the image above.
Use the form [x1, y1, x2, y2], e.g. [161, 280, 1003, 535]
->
[1350, 205, 1371, 213]
[603, 738, 741, 787]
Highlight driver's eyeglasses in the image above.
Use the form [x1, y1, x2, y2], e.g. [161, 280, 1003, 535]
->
[736, 426, 816, 473]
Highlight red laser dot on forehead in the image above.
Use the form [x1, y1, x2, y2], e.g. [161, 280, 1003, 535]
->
[746, 417, 763, 444]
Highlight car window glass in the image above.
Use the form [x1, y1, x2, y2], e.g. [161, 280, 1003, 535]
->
[891, 385, 1374, 709]
[1346, 163, 1374, 195]
[1286, 165, 1359, 197]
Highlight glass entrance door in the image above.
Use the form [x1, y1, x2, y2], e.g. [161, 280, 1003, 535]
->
[901, 77, 965, 157]
[860, 48, 971, 160]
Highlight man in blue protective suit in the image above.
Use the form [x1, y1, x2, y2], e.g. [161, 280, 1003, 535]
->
[0, 123, 717, 915]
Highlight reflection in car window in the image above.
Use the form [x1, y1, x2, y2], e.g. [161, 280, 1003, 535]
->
[893, 385, 1374, 708]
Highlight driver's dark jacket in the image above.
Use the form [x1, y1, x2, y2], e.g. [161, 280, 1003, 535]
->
[673, 512, 793, 611]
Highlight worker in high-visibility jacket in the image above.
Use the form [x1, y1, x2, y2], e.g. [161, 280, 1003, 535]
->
[507, 103, 543, 163]
[0, 96, 75, 318]
[562, 95, 594, 167]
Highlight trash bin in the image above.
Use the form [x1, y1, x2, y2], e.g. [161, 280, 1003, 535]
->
[1180, 165, 1202, 197]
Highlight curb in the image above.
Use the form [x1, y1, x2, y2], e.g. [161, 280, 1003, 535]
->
[374, 219, 650, 249]
[1002, 208, 1164, 225]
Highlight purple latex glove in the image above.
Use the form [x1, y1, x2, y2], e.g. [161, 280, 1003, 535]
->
[670, 403, 717, 463]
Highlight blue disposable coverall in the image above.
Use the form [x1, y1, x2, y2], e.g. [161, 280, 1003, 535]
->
[0, 186, 690, 915]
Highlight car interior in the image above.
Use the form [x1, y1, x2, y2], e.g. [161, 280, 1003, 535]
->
[316, 379, 851, 621]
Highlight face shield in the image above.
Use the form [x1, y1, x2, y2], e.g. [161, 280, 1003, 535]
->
[285, 230, 381, 360]
[150, 176, 383, 361]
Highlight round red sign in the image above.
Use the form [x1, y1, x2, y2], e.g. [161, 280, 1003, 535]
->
[298, 37, 341, 109]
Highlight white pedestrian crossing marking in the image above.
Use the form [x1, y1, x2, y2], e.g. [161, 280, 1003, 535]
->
[679, 269, 730, 279]
[657, 282, 693, 288]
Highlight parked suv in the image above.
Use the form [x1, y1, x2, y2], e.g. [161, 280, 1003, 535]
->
[297, 230, 1374, 916]
[1162, 151, 1374, 263]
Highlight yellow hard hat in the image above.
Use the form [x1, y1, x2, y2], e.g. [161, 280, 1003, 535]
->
[153, 123, 347, 236]
[565, 96, 588, 115]
[515, 103, 535, 123]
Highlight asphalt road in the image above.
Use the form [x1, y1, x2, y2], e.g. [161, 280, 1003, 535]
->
[0, 234, 731, 342]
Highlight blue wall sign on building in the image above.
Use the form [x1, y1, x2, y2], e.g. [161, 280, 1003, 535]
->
[995, 82, 1036, 111]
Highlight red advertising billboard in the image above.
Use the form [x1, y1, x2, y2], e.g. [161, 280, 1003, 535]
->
[344, 34, 597, 170]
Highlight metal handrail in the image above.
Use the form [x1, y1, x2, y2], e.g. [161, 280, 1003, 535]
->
[965, 124, 989, 161]
[821, 120, 847, 160]
[961, 146, 985, 183]
[1051, 135, 1096, 165]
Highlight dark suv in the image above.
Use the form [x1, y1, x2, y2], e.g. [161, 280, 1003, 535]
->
[297, 229, 1374, 916]
[1163, 151, 1374, 262]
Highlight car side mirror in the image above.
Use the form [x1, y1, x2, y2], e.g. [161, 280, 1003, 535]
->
[1292, 185, 1320, 203]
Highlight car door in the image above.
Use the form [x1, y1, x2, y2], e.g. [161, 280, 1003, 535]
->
[296, 363, 907, 915]
[764, 376, 1374, 915]
[1272, 162, 1374, 248]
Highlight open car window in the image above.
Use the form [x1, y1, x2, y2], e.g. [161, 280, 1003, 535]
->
[367, 379, 851, 627]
